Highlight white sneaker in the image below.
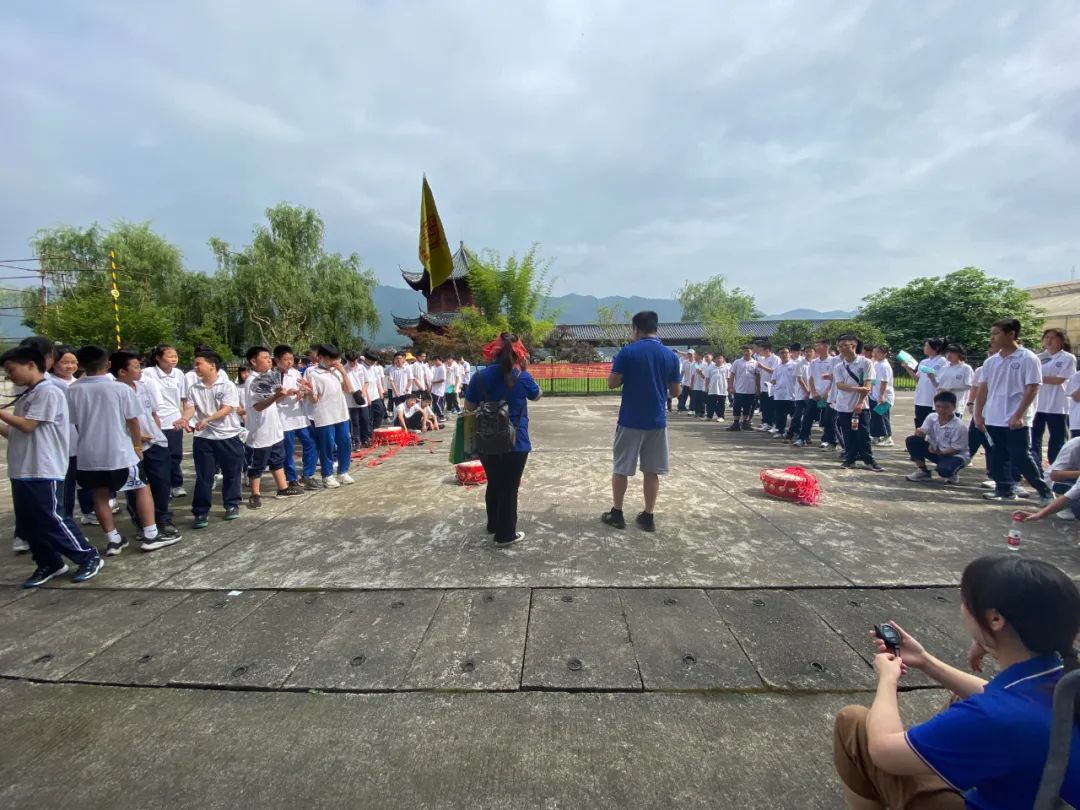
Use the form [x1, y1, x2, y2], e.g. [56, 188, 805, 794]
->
[906, 469, 932, 482]
[337, 472, 355, 485]
[980, 480, 996, 489]
[79, 512, 99, 526]
[323, 475, 340, 489]
[1056, 509, 1077, 521]
[946, 473, 961, 485]
[1016, 486, 1031, 498]
[12, 536, 29, 553]
[877, 438, 894, 447]
[170, 487, 187, 498]
[109, 498, 120, 514]
[715, 417, 724, 423]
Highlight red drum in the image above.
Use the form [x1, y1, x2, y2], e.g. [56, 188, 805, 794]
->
[760, 467, 820, 505]
[455, 460, 486, 485]
[372, 426, 406, 447]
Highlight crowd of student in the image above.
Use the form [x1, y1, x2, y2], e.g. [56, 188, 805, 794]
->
[0, 336, 473, 589]
[670, 319, 1080, 518]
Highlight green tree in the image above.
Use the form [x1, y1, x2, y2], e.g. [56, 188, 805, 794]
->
[595, 304, 631, 347]
[23, 222, 187, 351]
[464, 244, 557, 345]
[210, 203, 380, 351]
[814, 319, 887, 348]
[771, 319, 815, 347]
[676, 275, 762, 322]
[703, 310, 752, 357]
[858, 267, 1043, 356]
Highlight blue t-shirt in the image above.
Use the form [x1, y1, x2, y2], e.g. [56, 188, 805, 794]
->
[464, 366, 540, 453]
[906, 654, 1079, 809]
[612, 337, 681, 430]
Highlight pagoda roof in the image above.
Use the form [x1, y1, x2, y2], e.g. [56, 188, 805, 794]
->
[552, 319, 840, 345]
[392, 311, 462, 330]
[401, 242, 473, 292]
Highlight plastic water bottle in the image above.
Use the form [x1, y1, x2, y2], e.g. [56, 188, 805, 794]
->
[1007, 513, 1023, 552]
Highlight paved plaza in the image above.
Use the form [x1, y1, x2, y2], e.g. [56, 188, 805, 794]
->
[0, 394, 1077, 808]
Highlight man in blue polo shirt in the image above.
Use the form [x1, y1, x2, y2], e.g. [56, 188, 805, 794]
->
[601, 311, 681, 533]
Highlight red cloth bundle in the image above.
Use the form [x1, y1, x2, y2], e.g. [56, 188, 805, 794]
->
[760, 466, 821, 505]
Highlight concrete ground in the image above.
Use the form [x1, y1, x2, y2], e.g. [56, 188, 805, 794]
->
[0, 393, 1075, 808]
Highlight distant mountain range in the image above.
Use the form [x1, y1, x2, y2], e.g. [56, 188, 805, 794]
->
[368, 286, 853, 346]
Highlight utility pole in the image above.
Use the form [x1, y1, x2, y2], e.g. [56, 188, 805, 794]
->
[38, 255, 47, 307]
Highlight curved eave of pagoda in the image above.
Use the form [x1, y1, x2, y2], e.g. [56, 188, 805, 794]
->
[392, 313, 421, 329]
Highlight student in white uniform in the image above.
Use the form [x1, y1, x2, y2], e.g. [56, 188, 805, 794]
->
[808, 340, 837, 448]
[429, 356, 448, 421]
[833, 335, 882, 471]
[726, 345, 759, 431]
[46, 344, 97, 528]
[361, 353, 386, 437]
[1066, 368, 1080, 440]
[935, 344, 976, 418]
[143, 345, 189, 498]
[678, 350, 696, 413]
[1031, 328, 1076, 469]
[786, 344, 812, 444]
[394, 394, 425, 431]
[754, 342, 780, 431]
[770, 346, 796, 439]
[307, 343, 354, 488]
[869, 346, 895, 446]
[1022, 435, 1080, 521]
[972, 319, 1052, 503]
[344, 351, 368, 451]
[0, 345, 103, 587]
[389, 352, 413, 407]
[273, 345, 320, 491]
[905, 391, 970, 484]
[691, 353, 709, 418]
[111, 350, 182, 544]
[904, 338, 947, 429]
[244, 346, 304, 509]
[444, 358, 461, 414]
[68, 346, 170, 555]
[182, 351, 246, 527]
[704, 355, 728, 422]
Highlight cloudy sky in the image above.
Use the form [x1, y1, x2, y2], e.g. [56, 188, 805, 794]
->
[2, 1, 1078, 314]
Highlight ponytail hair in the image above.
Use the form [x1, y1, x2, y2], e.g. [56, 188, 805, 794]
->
[495, 332, 525, 388]
[961, 555, 1080, 722]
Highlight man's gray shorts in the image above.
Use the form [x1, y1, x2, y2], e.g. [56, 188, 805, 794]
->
[613, 426, 670, 477]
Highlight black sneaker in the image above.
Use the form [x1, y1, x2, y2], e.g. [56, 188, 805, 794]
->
[301, 476, 322, 491]
[225, 506, 241, 520]
[161, 523, 182, 540]
[141, 531, 181, 552]
[635, 512, 656, 533]
[726, 423, 742, 432]
[864, 461, 885, 472]
[247, 495, 262, 509]
[71, 556, 104, 584]
[601, 509, 627, 529]
[104, 536, 129, 557]
[22, 562, 69, 588]
[840, 461, 857, 469]
[283, 483, 305, 496]
[494, 532, 524, 547]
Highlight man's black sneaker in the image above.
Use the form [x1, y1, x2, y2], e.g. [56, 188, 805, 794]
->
[865, 462, 885, 472]
[275, 487, 300, 499]
[635, 512, 656, 533]
[104, 536, 129, 557]
[494, 532, 524, 547]
[141, 533, 181, 552]
[71, 556, 104, 584]
[726, 423, 742, 432]
[840, 461, 857, 469]
[161, 523, 182, 539]
[22, 562, 69, 588]
[225, 506, 241, 520]
[285, 483, 305, 496]
[601, 509, 627, 529]
[301, 476, 322, 491]
[247, 495, 262, 509]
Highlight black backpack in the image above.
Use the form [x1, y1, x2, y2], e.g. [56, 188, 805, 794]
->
[473, 373, 516, 455]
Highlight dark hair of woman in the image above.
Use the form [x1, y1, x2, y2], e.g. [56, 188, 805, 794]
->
[496, 332, 525, 388]
[1043, 328, 1073, 354]
[961, 554, 1080, 721]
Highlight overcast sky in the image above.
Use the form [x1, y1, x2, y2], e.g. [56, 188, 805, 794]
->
[2, 1, 1078, 313]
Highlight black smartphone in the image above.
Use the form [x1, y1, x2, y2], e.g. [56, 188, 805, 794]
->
[874, 623, 902, 653]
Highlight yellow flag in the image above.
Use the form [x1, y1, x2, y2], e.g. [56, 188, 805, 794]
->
[419, 176, 454, 294]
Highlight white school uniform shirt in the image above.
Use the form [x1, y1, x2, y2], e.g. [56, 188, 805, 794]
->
[188, 376, 244, 440]
[461, 361, 472, 384]
[680, 359, 695, 387]
[914, 355, 947, 408]
[756, 353, 779, 395]
[1066, 372, 1080, 431]
[872, 360, 896, 406]
[8, 381, 70, 479]
[395, 402, 422, 421]
[1036, 350, 1077, 415]
[919, 413, 970, 462]
[809, 358, 833, 400]
[792, 359, 811, 402]
[46, 373, 79, 454]
[131, 380, 168, 450]
[705, 364, 727, 396]
[730, 358, 759, 395]
[389, 365, 412, 397]
[344, 364, 366, 409]
[142, 365, 187, 426]
[275, 368, 309, 432]
[444, 361, 459, 392]
[242, 377, 285, 448]
[67, 375, 141, 471]
[692, 362, 708, 392]
[1049, 438, 1080, 499]
[363, 364, 384, 403]
[430, 365, 448, 396]
[934, 362, 974, 415]
[307, 366, 350, 428]
[832, 355, 872, 413]
[771, 360, 796, 401]
[980, 347, 1042, 428]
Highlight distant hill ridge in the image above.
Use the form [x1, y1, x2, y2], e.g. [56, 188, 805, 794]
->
[368, 285, 853, 346]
